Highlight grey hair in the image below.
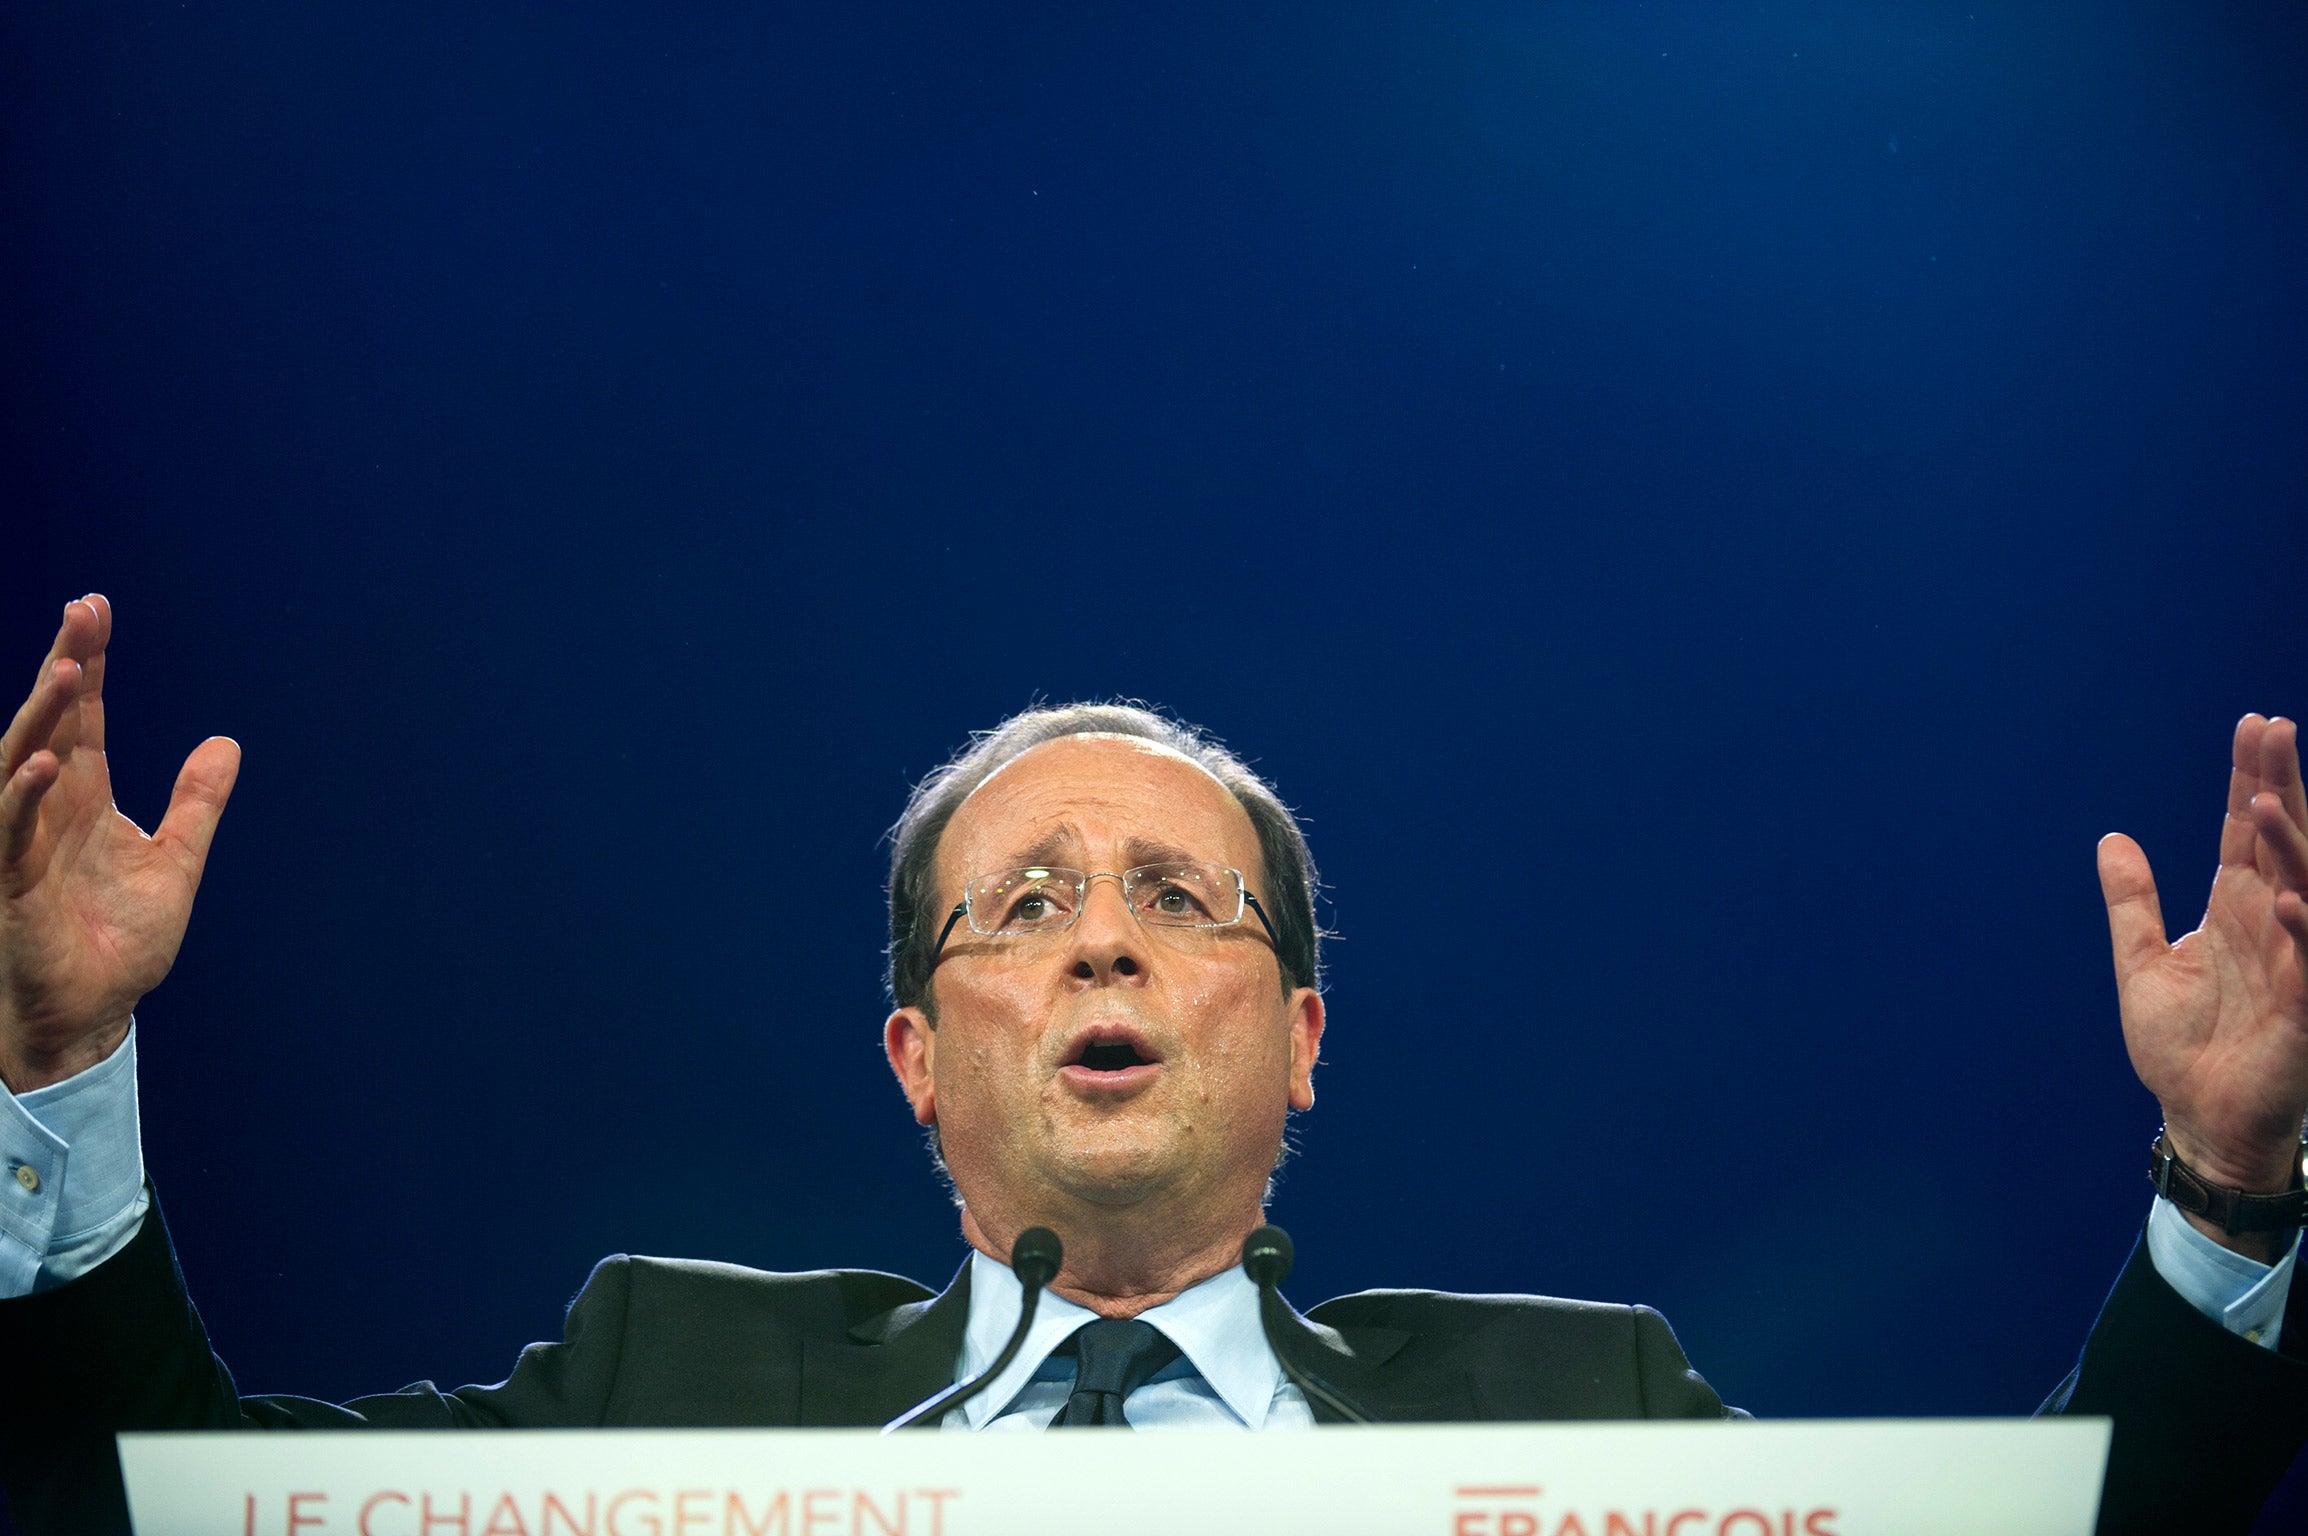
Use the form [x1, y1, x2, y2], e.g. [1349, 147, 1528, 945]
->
[885, 701, 1322, 1016]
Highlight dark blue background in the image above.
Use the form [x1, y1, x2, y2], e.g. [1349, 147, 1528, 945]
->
[5, 0, 2305, 1523]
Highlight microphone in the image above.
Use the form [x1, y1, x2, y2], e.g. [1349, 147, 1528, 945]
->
[882, 1226, 1064, 1432]
[1242, 1225, 1376, 1424]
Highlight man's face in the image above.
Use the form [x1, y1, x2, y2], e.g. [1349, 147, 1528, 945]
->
[884, 734, 1322, 1239]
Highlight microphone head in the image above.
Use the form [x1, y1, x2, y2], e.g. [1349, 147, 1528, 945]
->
[1010, 1227, 1064, 1289]
[1241, 1225, 1295, 1288]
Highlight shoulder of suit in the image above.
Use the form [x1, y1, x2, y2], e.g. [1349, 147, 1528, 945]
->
[583, 1253, 938, 1332]
[1307, 1287, 1651, 1339]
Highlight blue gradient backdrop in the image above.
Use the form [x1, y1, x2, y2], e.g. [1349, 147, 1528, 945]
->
[4, 2, 2305, 1525]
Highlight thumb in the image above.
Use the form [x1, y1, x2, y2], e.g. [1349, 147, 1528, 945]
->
[154, 736, 241, 882]
[2098, 832, 2168, 986]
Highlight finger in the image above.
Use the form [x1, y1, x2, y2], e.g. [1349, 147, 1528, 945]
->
[2276, 889, 2308, 977]
[2099, 833, 2170, 986]
[5, 598, 101, 765]
[2261, 717, 2305, 835]
[2221, 715, 2269, 868]
[0, 658, 84, 779]
[2258, 793, 2308, 893]
[151, 737, 241, 882]
[22, 598, 101, 690]
[76, 593, 111, 752]
[0, 750, 62, 871]
[21, 598, 90, 687]
[2250, 719, 2305, 887]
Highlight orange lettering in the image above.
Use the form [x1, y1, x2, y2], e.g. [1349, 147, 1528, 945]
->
[1718, 1515, 1772, 1536]
[363, 1491, 414, 1536]
[915, 1489, 959, 1536]
[1666, 1515, 1706, 1536]
[542, 1493, 598, 1536]
[481, 1493, 534, 1536]
[1605, 1517, 1657, 1536]
[853, 1492, 905, 1536]
[1457, 1515, 1488, 1536]
[606, 1490, 661, 1536]
[423, 1493, 472, 1536]
[672, 1490, 712, 1536]
[292, 1493, 329, 1534]
[1501, 1514, 1538, 1536]
[725, 1492, 790, 1536]
[1802, 1513, 1839, 1536]
[1552, 1516, 1590, 1536]
[802, 1490, 839, 1536]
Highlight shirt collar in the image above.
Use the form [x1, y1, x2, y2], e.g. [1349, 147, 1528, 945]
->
[957, 1248, 1284, 1428]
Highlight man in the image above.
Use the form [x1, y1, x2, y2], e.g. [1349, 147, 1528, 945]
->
[1, 594, 2305, 1533]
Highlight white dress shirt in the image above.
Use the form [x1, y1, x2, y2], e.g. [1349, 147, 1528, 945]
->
[2, 1025, 2299, 1400]
[936, 1247, 1314, 1429]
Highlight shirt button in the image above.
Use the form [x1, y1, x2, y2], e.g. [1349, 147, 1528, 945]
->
[2246, 1328, 2263, 1344]
[12, 1165, 37, 1193]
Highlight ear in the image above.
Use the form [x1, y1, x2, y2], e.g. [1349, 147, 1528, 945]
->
[1285, 986, 1325, 1112]
[884, 1006, 939, 1126]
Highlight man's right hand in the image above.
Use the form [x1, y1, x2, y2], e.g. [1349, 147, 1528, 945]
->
[0, 596, 239, 1093]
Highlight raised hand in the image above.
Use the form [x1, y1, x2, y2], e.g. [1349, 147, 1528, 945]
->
[2101, 714, 2308, 1258]
[0, 596, 240, 1093]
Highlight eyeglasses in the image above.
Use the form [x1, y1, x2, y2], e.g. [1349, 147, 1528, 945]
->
[929, 861, 1280, 966]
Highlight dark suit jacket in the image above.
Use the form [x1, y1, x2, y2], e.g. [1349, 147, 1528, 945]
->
[3, 1193, 2304, 1536]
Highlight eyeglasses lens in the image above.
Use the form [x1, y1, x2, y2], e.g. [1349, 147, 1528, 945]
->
[964, 863, 1243, 936]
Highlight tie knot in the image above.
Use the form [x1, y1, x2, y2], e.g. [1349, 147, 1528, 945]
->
[1053, 1318, 1182, 1427]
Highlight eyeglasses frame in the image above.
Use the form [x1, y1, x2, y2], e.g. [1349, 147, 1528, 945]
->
[927, 863, 1281, 969]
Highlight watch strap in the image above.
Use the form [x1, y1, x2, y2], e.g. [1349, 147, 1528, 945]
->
[2148, 1130, 2308, 1235]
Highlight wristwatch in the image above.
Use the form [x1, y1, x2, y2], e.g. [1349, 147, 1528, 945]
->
[2148, 1130, 2308, 1235]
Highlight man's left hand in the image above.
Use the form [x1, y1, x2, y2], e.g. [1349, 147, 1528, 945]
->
[2102, 713, 2308, 1262]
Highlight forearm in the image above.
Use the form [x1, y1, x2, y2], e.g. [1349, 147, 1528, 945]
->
[2044, 1223, 2308, 1535]
[0, 1189, 254, 1536]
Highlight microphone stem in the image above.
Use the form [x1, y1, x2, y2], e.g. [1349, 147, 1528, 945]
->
[1258, 1283, 1374, 1425]
[882, 1282, 1046, 1432]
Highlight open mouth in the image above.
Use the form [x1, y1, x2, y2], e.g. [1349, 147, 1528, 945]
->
[1076, 1039, 1155, 1072]
[1060, 1025, 1165, 1083]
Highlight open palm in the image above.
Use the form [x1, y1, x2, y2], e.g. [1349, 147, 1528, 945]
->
[0, 596, 239, 1091]
[2103, 714, 2308, 1193]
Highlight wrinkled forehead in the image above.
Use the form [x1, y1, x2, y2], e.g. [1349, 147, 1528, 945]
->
[937, 733, 1261, 893]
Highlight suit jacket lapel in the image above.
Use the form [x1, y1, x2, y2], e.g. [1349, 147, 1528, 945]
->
[1264, 1282, 1495, 1420]
[797, 1265, 1460, 1428]
[1264, 1291, 1471, 1423]
[798, 1261, 974, 1427]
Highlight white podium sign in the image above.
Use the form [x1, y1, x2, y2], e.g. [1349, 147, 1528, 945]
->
[120, 1419, 2110, 1536]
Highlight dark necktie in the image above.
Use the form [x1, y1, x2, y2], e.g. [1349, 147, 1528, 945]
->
[1050, 1318, 1183, 1428]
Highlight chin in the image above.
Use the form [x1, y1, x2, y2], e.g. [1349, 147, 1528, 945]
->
[1048, 1132, 1189, 1207]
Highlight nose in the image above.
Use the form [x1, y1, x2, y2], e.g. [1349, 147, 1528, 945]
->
[1066, 872, 1146, 985]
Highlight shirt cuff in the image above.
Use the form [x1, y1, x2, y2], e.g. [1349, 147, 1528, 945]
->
[2145, 1193, 2300, 1351]
[0, 1024, 148, 1296]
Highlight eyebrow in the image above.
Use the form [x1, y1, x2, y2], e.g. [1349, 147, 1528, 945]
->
[1120, 836, 1203, 870]
[983, 829, 1211, 874]
[996, 825, 1083, 873]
